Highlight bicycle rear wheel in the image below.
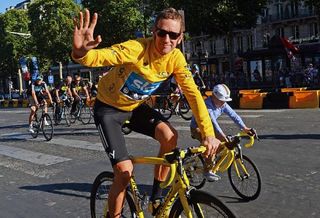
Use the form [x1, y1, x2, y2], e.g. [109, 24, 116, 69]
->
[183, 154, 206, 189]
[42, 113, 54, 141]
[155, 96, 172, 120]
[169, 189, 237, 218]
[80, 104, 92, 124]
[90, 171, 137, 218]
[228, 155, 261, 201]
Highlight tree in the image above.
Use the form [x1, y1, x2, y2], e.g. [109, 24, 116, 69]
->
[28, 0, 80, 72]
[0, 9, 32, 80]
[82, 0, 144, 47]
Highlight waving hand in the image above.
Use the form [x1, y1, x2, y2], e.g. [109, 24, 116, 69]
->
[72, 9, 102, 59]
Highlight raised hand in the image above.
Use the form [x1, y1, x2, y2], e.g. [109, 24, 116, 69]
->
[72, 9, 102, 59]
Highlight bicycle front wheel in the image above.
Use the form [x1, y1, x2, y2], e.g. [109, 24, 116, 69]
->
[169, 189, 237, 218]
[90, 171, 137, 218]
[80, 104, 92, 124]
[42, 113, 53, 141]
[31, 121, 39, 138]
[183, 154, 206, 189]
[228, 155, 261, 201]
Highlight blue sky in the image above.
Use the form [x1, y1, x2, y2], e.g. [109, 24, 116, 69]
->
[0, 0, 23, 14]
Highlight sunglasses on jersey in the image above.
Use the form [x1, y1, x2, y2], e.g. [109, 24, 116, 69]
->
[155, 27, 181, 40]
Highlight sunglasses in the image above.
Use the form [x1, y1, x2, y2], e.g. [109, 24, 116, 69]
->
[155, 27, 181, 40]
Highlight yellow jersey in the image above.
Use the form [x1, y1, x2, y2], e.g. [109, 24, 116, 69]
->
[72, 37, 214, 137]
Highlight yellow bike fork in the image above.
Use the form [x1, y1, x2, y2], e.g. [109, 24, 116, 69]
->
[233, 158, 250, 178]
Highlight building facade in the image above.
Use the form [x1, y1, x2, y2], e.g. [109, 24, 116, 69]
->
[185, 0, 320, 90]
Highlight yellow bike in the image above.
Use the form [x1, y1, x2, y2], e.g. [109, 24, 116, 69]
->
[184, 130, 261, 201]
[90, 144, 238, 217]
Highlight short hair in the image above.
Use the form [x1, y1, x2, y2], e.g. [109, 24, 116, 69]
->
[154, 8, 183, 32]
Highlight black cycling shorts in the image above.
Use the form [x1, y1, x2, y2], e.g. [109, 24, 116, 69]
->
[94, 99, 167, 166]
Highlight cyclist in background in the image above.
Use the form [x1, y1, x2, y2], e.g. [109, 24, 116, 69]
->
[54, 75, 73, 115]
[72, 8, 219, 218]
[55, 75, 73, 103]
[190, 83, 253, 181]
[28, 75, 53, 133]
[70, 74, 90, 114]
[191, 63, 206, 90]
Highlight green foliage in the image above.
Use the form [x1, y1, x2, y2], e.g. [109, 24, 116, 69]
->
[82, 0, 144, 47]
[0, 9, 31, 78]
[173, 0, 267, 36]
[28, 0, 79, 71]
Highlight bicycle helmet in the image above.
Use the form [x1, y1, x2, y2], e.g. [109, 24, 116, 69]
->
[212, 84, 232, 102]
[191, 64, 200, 73]
[36, 75, 43, 80]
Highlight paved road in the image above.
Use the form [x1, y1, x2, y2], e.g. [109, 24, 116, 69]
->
[0, 108, 319, 217]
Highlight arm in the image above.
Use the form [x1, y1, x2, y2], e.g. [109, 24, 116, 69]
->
[72, 87, 81, 100]
[55, 89, 60, 102]
[223, 104, 250, 132]
[44, 83, 53, 104]
[173, 56, 219, 157]
[31, 85, 39, 105]
[207, 109, 225, 138]
[72, 9, 143, 67]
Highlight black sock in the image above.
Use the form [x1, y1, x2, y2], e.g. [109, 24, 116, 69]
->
[150, 178, 163, 201]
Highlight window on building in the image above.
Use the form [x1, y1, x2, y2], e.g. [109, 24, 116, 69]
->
[223, 38, 229, 54]
[290, 1, 299, 17]
[247, 35, 253, 51]
[309, 23, 318, 37]
[291, 25, 299, 39]
[210, 40, 216, 55]
[276, 27, 285, 37]
[276, 3, 284, 20]
[237, 36, 243, 53]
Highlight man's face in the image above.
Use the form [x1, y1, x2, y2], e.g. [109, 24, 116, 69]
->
[153, 18, 183, 55]
[35, 79, 42, 84]
[66, 76, 72, 84]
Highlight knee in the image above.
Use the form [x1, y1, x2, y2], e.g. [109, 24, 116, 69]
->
[156, 123, 178, 146]
[113, 160, 133, 188]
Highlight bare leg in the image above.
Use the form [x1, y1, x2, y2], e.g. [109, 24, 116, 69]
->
[108, 160, 133, 218]
[154, 122, 178, 181]
[29, 106, 37, 125]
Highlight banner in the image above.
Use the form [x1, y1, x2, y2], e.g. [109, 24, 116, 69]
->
[30, 57, 40, 82]
[19, 57, 29, 74]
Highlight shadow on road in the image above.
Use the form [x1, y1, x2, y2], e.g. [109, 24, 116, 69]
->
[0, 124, 28, 129]
[218, 195, 250, 203]
[20, 182, 92, 199]
[259, 134, 320, 140]
[19, 183, 154, 199]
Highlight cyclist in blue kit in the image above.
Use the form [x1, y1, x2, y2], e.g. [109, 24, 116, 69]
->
[190, 84, 253, 181]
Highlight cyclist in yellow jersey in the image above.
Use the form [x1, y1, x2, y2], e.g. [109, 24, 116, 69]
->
[72, 8, 220, 218]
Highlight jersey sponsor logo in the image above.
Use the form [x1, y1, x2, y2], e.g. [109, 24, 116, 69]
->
[120, 72, 162, 100]
[157, 71, 170, 78]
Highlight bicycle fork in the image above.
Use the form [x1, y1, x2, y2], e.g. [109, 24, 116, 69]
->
[233, 146, 250, 179]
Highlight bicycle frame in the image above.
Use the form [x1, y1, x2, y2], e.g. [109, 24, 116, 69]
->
[211, 131, 255, 174]
[127, 147, 206, 218]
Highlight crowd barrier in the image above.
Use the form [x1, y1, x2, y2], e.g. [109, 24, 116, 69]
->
[0, 99, 29, 108]
[1, 89, 319, 109]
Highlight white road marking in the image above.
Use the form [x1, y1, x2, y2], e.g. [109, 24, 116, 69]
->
[0, 144, 71, 166]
